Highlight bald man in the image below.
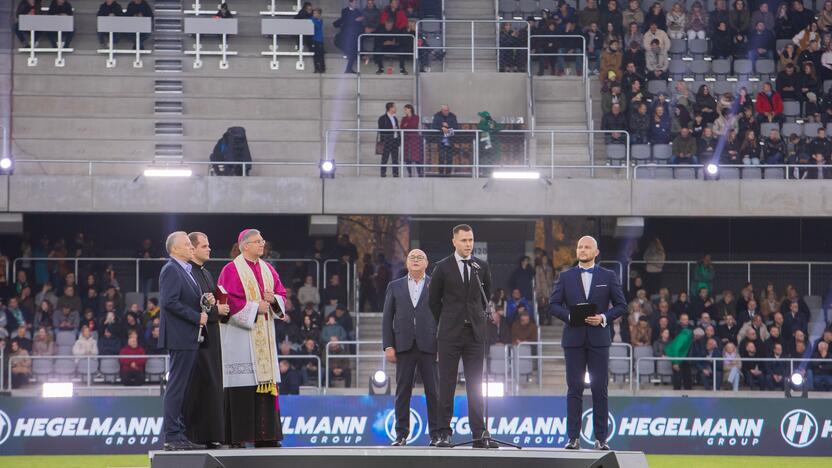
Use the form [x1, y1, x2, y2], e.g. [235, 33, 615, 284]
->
[382, 249, 440, 446]
[549, 236, 626, 451]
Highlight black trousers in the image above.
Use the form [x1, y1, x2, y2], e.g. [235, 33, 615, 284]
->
[395, 344, 440, 438]
[564, 345, 610, 442]
[381, 140, 400, 177]
[312, 41, 325, 72]
[164, 349, 198, 442]
[437, 325, 485, 439]
[121, 370, 146, 386]
[438, 144, 454, 176]
[672, 361, 692, 390]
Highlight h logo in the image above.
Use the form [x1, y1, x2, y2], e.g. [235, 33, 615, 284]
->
[780, 409, 819, 448]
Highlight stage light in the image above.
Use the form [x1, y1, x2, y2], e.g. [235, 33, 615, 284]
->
[0, 157, 11, 170]
[319, 159, 336, 178]
[43, 382, 73, 398]
[369, 369, 390, 395]
[492, 170, 540, 180]
[584, 371, 591, 385]
[483, 381, 505, 398]
[786, 371, 809, 398]
[144, 166, 193, 177]
[706, 163, 719, 175]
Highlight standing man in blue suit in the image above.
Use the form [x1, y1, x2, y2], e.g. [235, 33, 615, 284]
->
[382, 249, 440, 447]
[159, 231, 208, 451]
[549, 236, 627, 451]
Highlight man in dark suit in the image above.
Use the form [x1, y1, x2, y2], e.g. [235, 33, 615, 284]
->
[159, 231, 208, 451]
[382, 249, 440, 447]
[549, 236, 627, 451]
[428, 224, 495, 448]
[377, 102, 401, 177]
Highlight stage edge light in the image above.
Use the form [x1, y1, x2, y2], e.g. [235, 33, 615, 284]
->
[144, 167, 193, 177]
[0, 157, 11, 170]
[483, 381, 505, 398]
[706, 163, 719, 175]
[492, 171, 540, 180]
[43, 382, 74, 398]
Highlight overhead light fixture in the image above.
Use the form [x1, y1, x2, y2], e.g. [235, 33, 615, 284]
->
[319, 159, 336, 179]
[492, 170, 540, 180]
[483, 381, 505, 398]
[369, 369, 390, 395]
[43, 382, 74, 398]
[144, 166, 193, 177]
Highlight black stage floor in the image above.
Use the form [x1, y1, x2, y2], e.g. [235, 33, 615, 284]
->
[149, 446, 649, 468]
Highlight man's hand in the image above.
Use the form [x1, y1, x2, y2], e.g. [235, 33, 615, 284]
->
[217, 303, 230, 316]
[199, 312, 208, 325]
[385, 348, 397, 363]
[702, 368, 711, 376]
[585, 314, 604, 326]
[264, 290, 275, 304]
[205, 293, 216, 306]
[258, 301, 271, 315]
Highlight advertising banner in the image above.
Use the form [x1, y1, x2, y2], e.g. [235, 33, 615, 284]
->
[0, 395, 830, 455]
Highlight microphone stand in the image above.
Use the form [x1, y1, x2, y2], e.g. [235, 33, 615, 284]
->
[452, 262, 521, 449]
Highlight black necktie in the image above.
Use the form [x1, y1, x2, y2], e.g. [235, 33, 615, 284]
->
[462, 259, 471, 287]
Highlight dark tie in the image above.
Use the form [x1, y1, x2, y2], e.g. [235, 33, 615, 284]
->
[580, 267, 594, 274]
[462, 259, 471, 287]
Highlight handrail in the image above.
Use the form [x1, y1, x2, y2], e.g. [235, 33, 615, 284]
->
[12, 257, 321, 294]
[7, 354, 169, 391]
[323, 339, 382, 393]
[416, 19, 530, 73]
[633, 163, 825, 180]
[277, 354, 323, 393]
[635, 355, 828, 393]
[627, 259, 832, 295]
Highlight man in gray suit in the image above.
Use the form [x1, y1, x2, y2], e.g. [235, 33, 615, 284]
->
[382, 249, 440, 447]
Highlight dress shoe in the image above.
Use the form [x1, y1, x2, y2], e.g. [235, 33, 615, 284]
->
[206, 442, 223, 449]
[182, 440, 206, 450]
[429, 436, 439, 447]
[565, 438, 580, 450]
[594, 440, 610, 451]
[163, 442, 186, 451]
[391, 435, 407, 446]
[254, 440, 282, 448]
[472, 439, 500, 449]
[435, 434, 452, 447]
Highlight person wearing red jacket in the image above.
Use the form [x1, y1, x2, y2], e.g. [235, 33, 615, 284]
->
[380, 0, 408, 30]
[755, 82, 785, 125]
[119, 331, 147, 386]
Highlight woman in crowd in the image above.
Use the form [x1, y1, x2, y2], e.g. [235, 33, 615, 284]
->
[671, 104, 691, 139]
[820, 1, 832, 32]
[686, 1, 708, 39]
[779, 42, 799, 70]
[739, 129, 761, 165]
[775, 3, 794, 40]
[728, 0, 750, 34]
[722, 128, 742, 164]
[400, 104, 423, 177]
[623, 22, 642, 53]
[694, 84, 718, 124]
[32, 326, 55, 356]
[632, 319, 653, 347]
[644, 2, 667, 32]
[793, 21, 820, 52]
[799, 61, 820, 114]
[763, 128, 786, 164]
[711, 21, 734, 59]
[666, 3, 687, 40]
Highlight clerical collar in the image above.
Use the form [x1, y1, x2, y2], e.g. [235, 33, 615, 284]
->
[189, 260, 205, 270]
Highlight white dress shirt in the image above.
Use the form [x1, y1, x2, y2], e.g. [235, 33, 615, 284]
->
[454, 251, 472, 282]
[407, 274, 425, 308]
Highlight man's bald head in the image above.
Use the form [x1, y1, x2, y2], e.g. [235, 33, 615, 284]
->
[406, 249, 428, 277]
[576, 236, 599, 265]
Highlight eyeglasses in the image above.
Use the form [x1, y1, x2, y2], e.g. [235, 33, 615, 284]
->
[247, 239, 266, 245]
[407, 255, 426, 261]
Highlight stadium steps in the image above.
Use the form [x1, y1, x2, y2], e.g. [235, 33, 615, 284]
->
[441, 0, 500, 72]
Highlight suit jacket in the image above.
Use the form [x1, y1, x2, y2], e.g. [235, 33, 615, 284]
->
[548, 265, 627, 348]
[159, 259, 202, 350]
[428, 255, 492, 344]
[377, 113, 401, 145]
[382, 275, 437, 354]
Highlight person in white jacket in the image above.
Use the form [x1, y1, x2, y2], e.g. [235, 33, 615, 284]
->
[72, 324, 99, 357]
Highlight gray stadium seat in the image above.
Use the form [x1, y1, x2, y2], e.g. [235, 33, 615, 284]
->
[57, 345, 72, 356]
[518, 0, 538, 15]
[803, 122, 822, 137]
[634, 345, 654, 382]
[647, 80, 668, 95]
[669, 39, 687, 57]
[100, 357, 120, 383]
[733, 59, 752, 78]
[652, 144, 672, 163]
[760, 122, 780, 137]
[688, 39, 708, 57]
[516, 344, 534, 379]
[711, 59, 732, 79]
[776, 39, 792, 52]
[632, 144, 652, 163]
[782, 122, 802, 137]
[668, 60, 688, 79]
[33, 359, 53, 382]
[607, 144, 627, 165]
[783, 101, 801, 121]
[674, 167, 697, 179]
[609, 344, 630, 382]
[498, 0, 518, 19]
[713, 80, 733, 95]
[146, 357, 167, 382]
[56, 330, 76, 347]
[690, 59, 710, 80]
[720, 167, 740, 179]
[76, 358, 99, 377]
[489, 344, 509, 377]
[54, 359, 76, 379]
[656, 359, 673, 383]
[764, 167, 785, 179]
[742, 167, 762, 179]
[653, 167, 674, 179]
[755, 59, 775, 79]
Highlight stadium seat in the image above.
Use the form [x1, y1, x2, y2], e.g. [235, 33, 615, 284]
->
[764, 167, 786, 179]
[607, 144, 627, 165]
[656, 359, 673, 383]
[804, 295, 822, 310]
[760, 122, 780, 137]
[421, 21, 442, 33]
[489, 344, 509, 377]
[498, 0, 518, 19]
[146, 357, 167, 383]
[33, 359, 54, 382]
[825, 80, 832, 93]
[125, 291, 145, 310]
[516, 344, 534, 380]
[632, 144, 652, 163]
[54, 359, 76, 379]
[803, 122, 822, 137]
[669, 39, 687, 58]
[56, 330, 76, 347]
[674, 168, 697, 179]
[776, 39, 792, 52]
[711, 59, 731, 80]
[690, 59, 710, 81]
[518, 0, 537, 15]
[733, 59, 752, 80]
[713, 80, 733, 95]
[634, 345, 654, 382]
[57, 345, 72, 356]
[720, 167, 740, 179]
[75, 358, 99, 378]
[100, 358, 120, 383]
[653, 167, 674, 179]
[755, 59, 775, 81]
[652, 144, 672, 163]
[668, 60, 688, 80]
[609, 345, 630, 382]
[783, 101, 801, 121]
[782, 122, 802, 137]
[647, 80, 668, 95]
[688, 39, 708, 58]
[742, 168, 762, 179]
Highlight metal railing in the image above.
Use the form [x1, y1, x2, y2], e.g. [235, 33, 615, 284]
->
[633, 163, 832, 180]
[323, 128, 630, 178]
[8, 159, 299, 177]
[415, 19, 531, 73]
[635, 356, 830, 392]
[323, 339, 382, 393]
[626, 259, 832, 296]
[278, 354, 322, 393]
[13, 256, 321, 295]
[7, 354, 169, 391]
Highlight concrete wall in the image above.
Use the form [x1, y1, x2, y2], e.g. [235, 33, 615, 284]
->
[419, 72, 528, 123]
[3, 175, 832, 217]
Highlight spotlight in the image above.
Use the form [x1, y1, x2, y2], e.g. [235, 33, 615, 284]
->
[43, 382, 74, 398]
[319, 159, 336, 178]
[786, 371, 809, 398]
[483, 381, 505, 398]
[143, 166, 192, 177]
[0, 157, 11, 171]
[369, 369, 390, 395]
[584, 371, 591, 385]
[703, 162, 720, 180]
[706, 163, 719, 175]
[492, 170, 540, 180]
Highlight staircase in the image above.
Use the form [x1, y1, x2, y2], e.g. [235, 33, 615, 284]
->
[441, 0, 499, 72]
[153, 0, 186, 163]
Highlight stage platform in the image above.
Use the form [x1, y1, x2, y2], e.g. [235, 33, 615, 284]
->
[149, 446, 649, 468]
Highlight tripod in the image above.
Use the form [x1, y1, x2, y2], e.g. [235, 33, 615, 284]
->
[452, 262, 521, 449]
